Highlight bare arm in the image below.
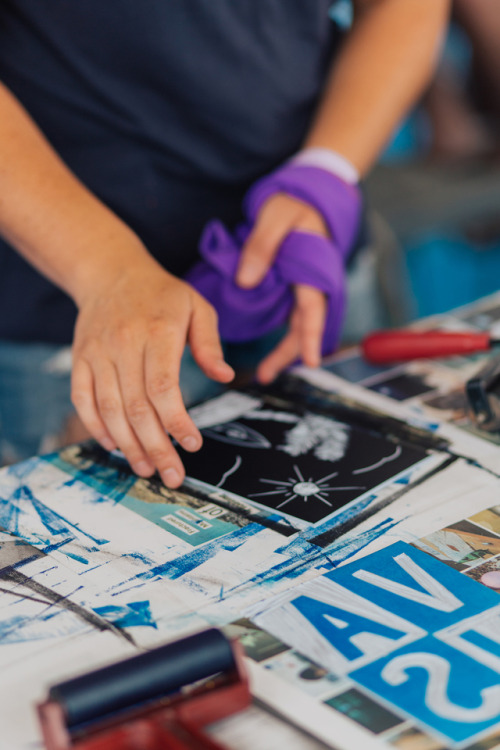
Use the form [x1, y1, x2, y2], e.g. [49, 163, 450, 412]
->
[0, 82, 233, 486]
[304, 0, 451, 174]
[238, 0, 451, 384]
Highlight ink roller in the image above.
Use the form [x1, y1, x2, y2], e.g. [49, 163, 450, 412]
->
[38, 628, 250, 750]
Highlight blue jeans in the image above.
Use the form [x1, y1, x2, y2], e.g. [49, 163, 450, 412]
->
[0, 341, 74, 463]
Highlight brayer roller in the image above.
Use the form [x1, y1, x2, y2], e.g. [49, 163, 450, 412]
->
[38, 628, 250, 750]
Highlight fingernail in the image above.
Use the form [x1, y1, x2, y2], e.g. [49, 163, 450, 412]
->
[216, 360, 234, 375]
[162, 468, 181, 488]
[101, 438, 116, 452]
[134, 460, 154, 476]
[181, 435, 200, 452]
[257, 370, 274, 385]
[237, 263, 261, 288]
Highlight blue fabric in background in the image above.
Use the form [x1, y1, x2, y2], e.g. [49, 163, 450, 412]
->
[406, 232, 500, 318]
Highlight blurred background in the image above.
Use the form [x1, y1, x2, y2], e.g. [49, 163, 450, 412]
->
[341, 0, 500, 342]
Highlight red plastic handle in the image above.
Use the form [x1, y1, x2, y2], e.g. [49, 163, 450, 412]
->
[361, 330, 492, 364]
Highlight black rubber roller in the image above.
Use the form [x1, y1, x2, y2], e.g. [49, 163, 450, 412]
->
[49, 628, 235, 729]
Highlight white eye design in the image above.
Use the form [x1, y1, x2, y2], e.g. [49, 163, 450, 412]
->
[203, 422, 271, 449]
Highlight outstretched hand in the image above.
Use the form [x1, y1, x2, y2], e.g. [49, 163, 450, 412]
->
[236, 193, 329, 383]
[71, 255, 234, 488]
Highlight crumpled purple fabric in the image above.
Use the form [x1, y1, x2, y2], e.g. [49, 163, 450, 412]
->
[186, 164, 362, 356]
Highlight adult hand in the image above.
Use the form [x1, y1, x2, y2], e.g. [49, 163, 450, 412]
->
[236, 193, 328, 382]
[71, 254, 234, 488]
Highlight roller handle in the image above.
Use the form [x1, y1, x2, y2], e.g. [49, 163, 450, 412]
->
[49, 628, 236, 729]
[362, 330, 493, 364]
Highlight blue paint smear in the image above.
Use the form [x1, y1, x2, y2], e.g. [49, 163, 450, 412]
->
[325, 518, 400, 567]
[395, 476, 410, 485]
[123, 551, 154, 566]
[110, 582, 149, 596]
[46, 453, 136, 505]
[1, 484, 108, 547]
[136, 523, 264, 581]
[301, 493, 377, 548]
[64, 551, 90, 565]
[93, 600, 157, 629]
[5, 456, 42, 481]
[0, 610, 84, 644]
[228, 519, 401, 595]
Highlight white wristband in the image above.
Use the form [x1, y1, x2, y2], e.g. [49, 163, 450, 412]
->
[289, 147, 359, 185]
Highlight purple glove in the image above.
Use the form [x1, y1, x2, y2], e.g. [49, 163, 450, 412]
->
[186, 163, 362, 356]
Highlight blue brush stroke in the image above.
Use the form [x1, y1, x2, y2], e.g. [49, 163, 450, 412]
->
[93, 600, 157, 629]
[0, 484, 108, 547]
[46, 453, 136, 505]
[5, 456, 42, 481]
[64, 551, 90, 565]
[297, 494, 378, 550]
[0, 610, 84, 644]
[123, 551, 154, 566]
[136, 523, 264, 581]
[325, 518, 400, 567]
[226, 519, 401, 598]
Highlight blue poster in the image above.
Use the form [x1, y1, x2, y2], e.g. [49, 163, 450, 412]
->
[289, 542, 500, 745]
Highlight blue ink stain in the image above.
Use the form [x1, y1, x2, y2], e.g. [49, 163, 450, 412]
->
[2, 484, 108, 547]
[325, 518, 400, 567]
[123, 551, 154, 566]
[47, 453, 136, 505]
[110, 582, 148, 596]
[93, 600, 157, 629]
[64, 551, 90, 565]
[5, 457, 41, 481]
[136, 523, 264, 581]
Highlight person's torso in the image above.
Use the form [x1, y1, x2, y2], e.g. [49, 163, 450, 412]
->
[0, 1, 341, 342]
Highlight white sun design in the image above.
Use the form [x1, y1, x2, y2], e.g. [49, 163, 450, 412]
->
[249, 465, 365, 509]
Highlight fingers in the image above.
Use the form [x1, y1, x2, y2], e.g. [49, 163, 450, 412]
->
[236, 194, 328, 288]
[120, 333, 195, 487]
[72, 323, 202, 489]
[236, 193, 307, 289]
[295, 284, 327, 369]
[236, 204, 292, 288]
[71, 358, 117, 453]
[71, 268, 229, 489]
[256, 285, 326, 384]
[72, 354, 156, 478]
[189, 298, 235, 383]
[256, 330, 299, 385]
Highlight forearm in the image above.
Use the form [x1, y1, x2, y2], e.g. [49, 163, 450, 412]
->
[0, 81, 154, 306]
[304, 0, 451, 175]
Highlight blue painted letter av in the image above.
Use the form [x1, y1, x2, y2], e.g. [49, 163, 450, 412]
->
[271, 542, 500, 745]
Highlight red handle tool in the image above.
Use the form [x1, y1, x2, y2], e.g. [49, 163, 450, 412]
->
[361, 330, 498, 364]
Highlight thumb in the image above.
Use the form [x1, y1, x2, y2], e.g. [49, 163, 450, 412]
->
[236, 198, 295, 288]
[188, 296, 235, 383]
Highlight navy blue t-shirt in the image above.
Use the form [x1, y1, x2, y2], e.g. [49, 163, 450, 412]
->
[0, 1, 342, 343]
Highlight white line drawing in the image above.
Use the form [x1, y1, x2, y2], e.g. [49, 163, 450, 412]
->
[249, 465, 365, 510]
[353, 445, 403, 475]
[245, 410, 299, 424]
[278, 414, 350, 462]
[189, 391, 262, 429]
[216, 455, 243, 488]
[202, 422, 271, 449]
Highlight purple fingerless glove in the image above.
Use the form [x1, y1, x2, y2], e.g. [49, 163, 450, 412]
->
[186, 163, 362, 356]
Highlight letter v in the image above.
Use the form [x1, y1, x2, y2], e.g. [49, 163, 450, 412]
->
[353, 553, 462, 612]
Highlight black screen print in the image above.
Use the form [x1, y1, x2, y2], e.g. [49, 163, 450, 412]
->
[181, 404, 427, 525]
